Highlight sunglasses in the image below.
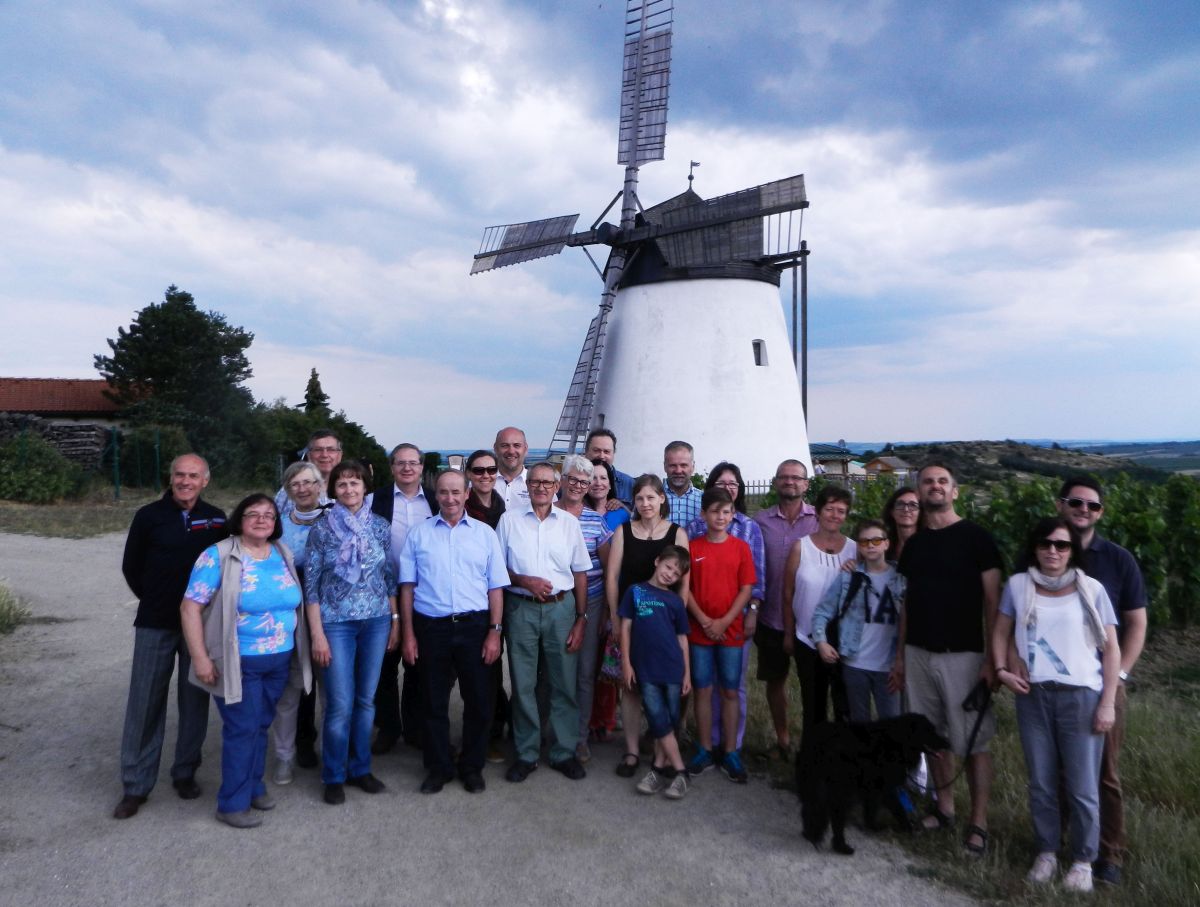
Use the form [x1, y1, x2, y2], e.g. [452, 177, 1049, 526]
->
[1036, 539, 1073, 552]
[858, 537, 888, 547]
[469, 465, 498, 476]
[1060, 496, 1102, 513]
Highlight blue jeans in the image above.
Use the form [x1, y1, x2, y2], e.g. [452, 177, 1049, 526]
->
[640, 682, 681, 739]
[843, 665, 900, 723]
[689, 643, 742, 692]
[213, 651, 291, 813]
[119, 627, 210, 796]
[320, 616, 390, 784]
[1015, 683, 1104, 861]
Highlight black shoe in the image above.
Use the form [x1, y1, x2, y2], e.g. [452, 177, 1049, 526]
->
[420, 772, 448, 795]
[295, 746, 319, 769]
[346, 773, 386, 794]
[461, 771, 486, 794]
[323, 783, 345, 805]
[172, 777, 202, 800]
[113, 794, 147, 819]
[505, 760, 538, 783]
[371, 733, 399, 756]
[550, 757, 587, 780]
[1093, 860, 1122, 886]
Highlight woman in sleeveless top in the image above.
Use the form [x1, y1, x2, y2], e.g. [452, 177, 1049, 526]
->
[605, 474, 690, 778]
[782, 485, 856, 735]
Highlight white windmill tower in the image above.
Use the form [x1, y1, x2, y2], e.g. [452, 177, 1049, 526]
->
[471, 0, 813, 480]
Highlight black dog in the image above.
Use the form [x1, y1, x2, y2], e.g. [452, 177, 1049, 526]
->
[797, 713, 949, 855]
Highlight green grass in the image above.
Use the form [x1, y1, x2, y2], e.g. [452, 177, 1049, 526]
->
[0, 582, 31, 634]
[739, 628, 1200, 905]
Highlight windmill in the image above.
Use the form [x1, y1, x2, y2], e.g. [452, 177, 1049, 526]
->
[470, 0, 813, 480]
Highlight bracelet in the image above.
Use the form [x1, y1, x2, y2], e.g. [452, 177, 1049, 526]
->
[575, 613, 586, 621]
[995, 665, 1007, 674]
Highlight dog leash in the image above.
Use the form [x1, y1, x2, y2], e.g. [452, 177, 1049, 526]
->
[909, 679, 993, 794]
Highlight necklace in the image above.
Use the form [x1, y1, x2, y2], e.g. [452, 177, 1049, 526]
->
[637, 517, 664, 539]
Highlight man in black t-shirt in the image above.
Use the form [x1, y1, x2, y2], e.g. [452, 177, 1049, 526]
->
[895, 463, 1002, 856]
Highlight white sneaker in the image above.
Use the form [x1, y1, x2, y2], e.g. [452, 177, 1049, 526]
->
[636, 769, 664, 795]
[1063, 861, 1093, 893]
[663, 773, 688, 800]
[1026, 852, 1057, 884]
[273, 757, 294, 786]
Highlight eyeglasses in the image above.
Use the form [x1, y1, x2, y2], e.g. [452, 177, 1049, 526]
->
[714, 481, 739, 490]
[858, 537, 888, 547]
[776, 474, 807, 483]
[288, 479, 320, 490]
[1036, 539, 1073, 552]
[893, 501, 920, 511]
[528, 479, 558, 489]
[1060, 496, 1102, 513]
[564, 476, 590, 488]
[244, 511, 277, 522]
[469, 465, 498, 476]
[309, 446, 340, 454]
[392, 460, 421, 469]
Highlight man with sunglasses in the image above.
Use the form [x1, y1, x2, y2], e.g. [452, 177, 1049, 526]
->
[370, 443, 439, 755]
[1056, 476, 1146, 887]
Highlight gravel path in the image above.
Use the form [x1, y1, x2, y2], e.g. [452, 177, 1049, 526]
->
[0, 531, 975, 907]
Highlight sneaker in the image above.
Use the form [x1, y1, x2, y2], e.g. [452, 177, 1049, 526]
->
[636, 769, 665, 795]
[1026, 852, 1057, 885]
[250, 793, 276, 811]
[686, 748, 715, 776]
[215, 809, 262, 829]
[273, 757, 294, 786]
[576, 742, 591, 764]
[1063, 862, 1094, 893]
[1092, 860, 1122, 886]
[721, 750, 748, 784]
[487, 741, 506, 764]
[663, 773, 688, 800]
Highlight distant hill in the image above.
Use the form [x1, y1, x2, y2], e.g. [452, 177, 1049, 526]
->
[864, 440, 1168, 486]
[1070, 440, 1200, 475]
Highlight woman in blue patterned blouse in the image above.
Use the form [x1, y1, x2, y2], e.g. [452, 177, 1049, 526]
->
[304, 460, 398, 805]
[180, 493, 311, 828]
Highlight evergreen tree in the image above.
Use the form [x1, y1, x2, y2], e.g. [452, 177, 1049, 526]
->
[302, 368, 331, 414]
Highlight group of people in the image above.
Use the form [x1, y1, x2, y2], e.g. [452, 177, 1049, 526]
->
[111, 429, 1146, 893]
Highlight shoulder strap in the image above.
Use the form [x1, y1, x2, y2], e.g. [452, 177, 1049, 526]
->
[838, 571, 866, 619]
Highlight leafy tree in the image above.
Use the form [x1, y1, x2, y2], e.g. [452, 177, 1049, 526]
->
[302, 368, 331, 415]
[94, 285, 255, 474]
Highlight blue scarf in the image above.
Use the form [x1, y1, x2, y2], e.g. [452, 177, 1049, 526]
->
[325, 502, 375, 586]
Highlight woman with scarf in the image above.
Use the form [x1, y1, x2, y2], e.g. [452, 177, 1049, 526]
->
[304, 460, 398, 805]
[993, 516, 1120, 893]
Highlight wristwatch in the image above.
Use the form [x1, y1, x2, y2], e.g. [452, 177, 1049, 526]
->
[1119, 670, 1129, 682]
[748, 601, 760, 613]
[489, 623, 503, 633]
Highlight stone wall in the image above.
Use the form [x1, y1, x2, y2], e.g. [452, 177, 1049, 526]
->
[0, 413, 111, 470]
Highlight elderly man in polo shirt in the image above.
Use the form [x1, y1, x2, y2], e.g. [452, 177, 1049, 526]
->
[496, 462, 591, 783]
[752, 458, 818, 757]
[399, 470, 507, 794]
[664, 440, 703, 526]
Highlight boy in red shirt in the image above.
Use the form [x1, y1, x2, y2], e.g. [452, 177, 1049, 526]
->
[685, 487, 756, 782]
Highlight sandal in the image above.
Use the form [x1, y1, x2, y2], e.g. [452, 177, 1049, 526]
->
[920, 807, 956, 833]
[615, 752, 640, 778]
[963, 824, 989, 856]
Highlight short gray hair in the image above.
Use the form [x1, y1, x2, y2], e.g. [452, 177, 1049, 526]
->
[560, 455, 595, 479]
[283, 460, 322, 497]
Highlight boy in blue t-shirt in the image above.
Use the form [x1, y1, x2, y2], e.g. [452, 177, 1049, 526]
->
[619, 545, 692, 800]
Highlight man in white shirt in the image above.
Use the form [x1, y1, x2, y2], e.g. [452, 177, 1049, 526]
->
[496, 462, 590, 783]
[493, 426, 530, 509]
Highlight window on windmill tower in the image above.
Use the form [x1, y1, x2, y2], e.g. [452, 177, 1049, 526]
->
[752, 339, 768, 366]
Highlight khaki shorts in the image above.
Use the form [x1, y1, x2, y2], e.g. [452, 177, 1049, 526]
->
[904, 646, 995, 757]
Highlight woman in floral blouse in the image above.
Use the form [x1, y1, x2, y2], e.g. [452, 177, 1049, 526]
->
[304, 460, 398, 805]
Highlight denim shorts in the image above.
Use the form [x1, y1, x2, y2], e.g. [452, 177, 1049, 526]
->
[640, 682, 681, 739]
[690, 642, 743, 692]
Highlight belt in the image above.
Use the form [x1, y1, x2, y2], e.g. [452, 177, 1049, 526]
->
[415, 610, 488, 623]
[1033, 680, 1086, 692]
[508, 590, 567, 602]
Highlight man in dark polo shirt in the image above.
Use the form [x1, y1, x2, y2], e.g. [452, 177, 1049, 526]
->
[113, 453, 228, 819]
[1056, 475, 1147, 886]
[895, 462, 1003, 856]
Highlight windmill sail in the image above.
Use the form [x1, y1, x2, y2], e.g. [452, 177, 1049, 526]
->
[470, 214, 580, 275]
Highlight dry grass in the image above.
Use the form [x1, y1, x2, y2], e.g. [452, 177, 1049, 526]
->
[0, 582, 31, 634]
[738, 629, 1200, 906]
[0, 484, 264, 539]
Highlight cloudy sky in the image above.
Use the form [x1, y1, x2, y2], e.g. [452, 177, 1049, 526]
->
[2, 0, 1197, 450]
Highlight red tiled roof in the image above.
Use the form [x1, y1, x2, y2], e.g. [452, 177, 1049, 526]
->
[0, 378, 121, 415]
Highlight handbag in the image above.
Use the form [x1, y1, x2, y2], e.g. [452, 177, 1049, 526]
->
[599, 635, 623, 683]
